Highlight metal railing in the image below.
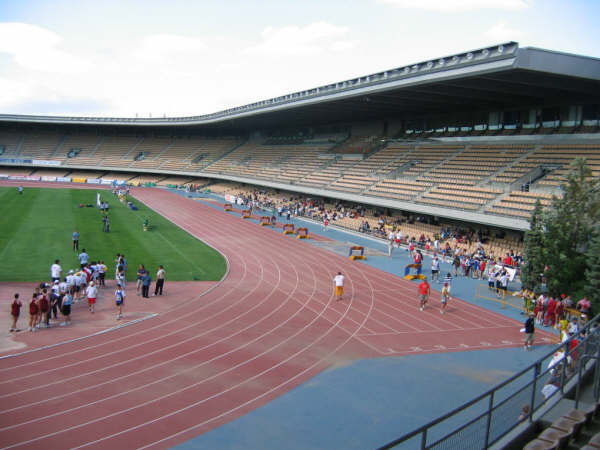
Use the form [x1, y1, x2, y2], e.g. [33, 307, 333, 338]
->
[378, 315, 600, 450]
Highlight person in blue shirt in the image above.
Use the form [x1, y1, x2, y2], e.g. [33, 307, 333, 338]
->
[72, 230, 80, 252]
[78, 249, 89, 269]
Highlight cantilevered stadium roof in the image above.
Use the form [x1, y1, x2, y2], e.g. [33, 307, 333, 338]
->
[1, 42, 599, 130]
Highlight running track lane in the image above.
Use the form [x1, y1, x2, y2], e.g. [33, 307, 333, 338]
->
[0, 186, 552, 449]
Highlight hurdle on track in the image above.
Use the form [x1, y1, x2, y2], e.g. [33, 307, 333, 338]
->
[296, 227, 309, 239]
[241, 209, 252, 219]
[349, 246, 366, 260]
[403, 263, 426, 280]
[283, 223, 295, 235]
[260, 216, 273, 226]
[224, 203, 233, 211]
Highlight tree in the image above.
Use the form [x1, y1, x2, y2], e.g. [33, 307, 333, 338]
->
[585, 227, 600, 308]
[521, 199, 545, 292]
[522, 158, 599, 302]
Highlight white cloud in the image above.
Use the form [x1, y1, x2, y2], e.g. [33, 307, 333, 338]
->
[485, 21, 522, 41]
[378, 0, 530, 12]
[135, 34, 207, 63]
[0, 22, 92, 74]
[246, 22, 354, 57]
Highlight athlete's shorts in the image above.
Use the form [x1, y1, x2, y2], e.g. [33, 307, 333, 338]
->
[335, 286, 343, 296]
[419, 294, 428, 302]
[88, 298, 96, 305]
[116, 300, 123, 306]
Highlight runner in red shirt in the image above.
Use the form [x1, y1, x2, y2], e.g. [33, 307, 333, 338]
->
[418, 279, 430, 311]
[29, 294, 38, 332]
[10, 293, 22, 332]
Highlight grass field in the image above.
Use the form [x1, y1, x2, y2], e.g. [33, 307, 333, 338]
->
[0, 187, 227, 282]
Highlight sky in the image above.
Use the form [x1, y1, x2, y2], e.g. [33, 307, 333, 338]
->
[0, 0, 598, 118]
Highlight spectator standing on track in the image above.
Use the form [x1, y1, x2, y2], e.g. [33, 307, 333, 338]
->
[38, 289, 49, 328]
[115, 285, 125, 320]
[97, 260, 107, 287]
[388, 239, 393, 257]
[154, 265, 166, 296]
[60, 292, 72, 326]
[431, 256, 440, 283]
[141, 271, 152, 298]
[440, 282, 450, 314]
[10, 293, 22, 332]
[116, 267, 126, 289]
[50, 259, 62, 283]
[136, 264, 147, 295]
[72, 229, 80, 252]
[333, 272, 344, 301]
[444, 272, 452, 292]
[418, 279, 430, 311]
[524, 312, 535, 350]
[29, 293, 38, 332]
[86, 281, 98, 313]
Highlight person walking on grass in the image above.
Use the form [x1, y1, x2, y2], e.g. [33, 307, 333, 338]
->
[10, 293, 22, 332]
[50, 259, 62, 283]
[78, 249, 89, 269]
[115, 285, 126, 320]
[154, 265, 166, 296]
[418, 278, 430, 311]
[72, 229, 80, 252]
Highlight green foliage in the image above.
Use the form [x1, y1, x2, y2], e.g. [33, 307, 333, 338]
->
[523, 158, 599, 303]
[0, 187, 226, 282]
[521, 200, 545, 292]
[585, 227, 600, 307]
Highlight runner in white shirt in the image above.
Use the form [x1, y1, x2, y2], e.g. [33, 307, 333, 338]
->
[86, 281, 98, 313]
[431, 256, 441, 283]
[50, 260, 62, 282]
[334, 272, 345, 301]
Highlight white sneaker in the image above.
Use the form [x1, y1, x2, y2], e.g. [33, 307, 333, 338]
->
[420, 307, 423, 311]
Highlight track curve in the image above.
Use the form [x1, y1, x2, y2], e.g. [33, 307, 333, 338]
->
[0, 186, 536, 449]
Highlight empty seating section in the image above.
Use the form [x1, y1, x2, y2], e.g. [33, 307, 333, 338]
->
[159, 137, 241, 172]
[486, 191, 555, 219]
[0, 131, 25, 156]
[19, 132, 63, 159]
[0, 166, 33, 176]
[101, 172, 134, 182]
[421, 146, 530, 186]
[298, 158, 360, 189]
[328, 175, 378, 193]
[156, 176, 195, 186]
[536, 145, 600, 187]
[75, 136, 140, 167]
[68, 170, 105, 179]
[55, 134, 104, 161]
[366, 179, 431, 200]
[331, 135, 378, 154]
[128, 174, 167, 185]
[32, 168, 69, 177]
[128, 138, 174, 169]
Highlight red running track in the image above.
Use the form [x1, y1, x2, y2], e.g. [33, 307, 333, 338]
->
[0, 186, 549, 449]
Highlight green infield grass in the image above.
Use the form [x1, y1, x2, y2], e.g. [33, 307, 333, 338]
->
[0, 187, 227, 282]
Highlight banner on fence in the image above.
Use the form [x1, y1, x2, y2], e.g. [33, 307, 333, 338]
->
[32, 159, 61, 166]
[57, 177, 71, 182]
[41, 176, 57, 181]
[86, 178, 101, 184]
[101, 179, 114, 185]
[0, 158, 33, 164]
[72, 177, 87, 183]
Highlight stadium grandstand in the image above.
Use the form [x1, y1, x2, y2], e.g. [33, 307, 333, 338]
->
[1, 41, 599, 237]
[2, 41, 600, 449]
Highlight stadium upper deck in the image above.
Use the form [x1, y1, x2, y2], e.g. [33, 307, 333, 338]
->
[1, 42, 599, 231]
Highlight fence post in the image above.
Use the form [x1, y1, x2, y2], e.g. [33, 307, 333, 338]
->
[421, 429, 427, 450]
[484, 392, 494, 448]
[529, 363, 540, 421]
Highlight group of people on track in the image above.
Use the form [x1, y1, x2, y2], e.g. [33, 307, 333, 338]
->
[9, 234, 167, 331]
